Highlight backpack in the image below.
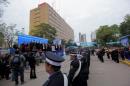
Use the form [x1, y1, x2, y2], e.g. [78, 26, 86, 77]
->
[12, 55, 21, 68]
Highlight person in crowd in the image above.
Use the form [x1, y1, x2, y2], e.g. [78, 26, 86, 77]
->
[23, 51, 29, 69]
[119, 48, 125, 60]
[35, 50, 41, 65]
[96, 48, 105, 63]
[111, 48, 115, 61]
[11, 50, 25, 85]
[106, 48, 110, 59]
[80, 49, 90, 86]
[39, 49, 43, 63]
[28, 52, 37, 79]
[0, 55, 6, 79]
[68, 52, 82, 86]
[43, 51, 67, 86]
[91, 48, 95, 56]
[4, 54, 11, 80]
[111, 48, 119, 63]
[0, 56, 3, 80]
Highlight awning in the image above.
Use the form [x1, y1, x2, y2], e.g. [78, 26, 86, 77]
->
[18, 35, 48, 45]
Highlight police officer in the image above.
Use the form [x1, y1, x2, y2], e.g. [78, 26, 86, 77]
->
[111, 48, 119, 63]
[83, 48, 90, 68]
[80, 50, 90, 86]
[43, 52, 68, 86]
[97, 48, 105, 63]
[68, 52, 82, 86]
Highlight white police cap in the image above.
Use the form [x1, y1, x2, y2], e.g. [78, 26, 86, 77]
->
[45, 52, 65, 66]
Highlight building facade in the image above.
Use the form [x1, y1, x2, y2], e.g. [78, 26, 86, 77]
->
[79, 32, 86, 42]
[91, 31, 96, 42]
[29, 2, 74, 42]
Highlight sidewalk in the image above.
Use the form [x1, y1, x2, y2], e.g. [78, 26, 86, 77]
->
[120, 59, 130, 66]
[0, 56, 70, 86]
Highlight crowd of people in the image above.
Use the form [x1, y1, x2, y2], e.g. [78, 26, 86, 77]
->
[43, 47, 91, 86]
[1, 43, 130, 86]
[0, 42, 65, 86]
[91, 47, 129, 63]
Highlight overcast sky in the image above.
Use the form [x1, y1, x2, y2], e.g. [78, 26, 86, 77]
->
[2, 0, 130, 42]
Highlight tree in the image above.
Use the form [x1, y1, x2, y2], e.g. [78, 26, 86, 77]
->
[0, 31, 4, 46]
[110, 24, 120, 41]
[96, 25, 113, 45]
[96, 24, 120, 46]
[30, 23, 57, 43]
[0, 23, 16, 48]
[120, 14, 130, 36]
[0, 0, 9, 18]
[61, 39, 66, 45]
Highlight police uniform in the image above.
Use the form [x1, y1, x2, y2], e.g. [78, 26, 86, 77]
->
[43, 52, 68, 86]
[68, 53, 82, 86]
[80, 50, 90, 86]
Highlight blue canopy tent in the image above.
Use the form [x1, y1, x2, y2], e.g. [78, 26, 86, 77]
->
[80, 42, 97, 47]
[18, 35, 48, 45]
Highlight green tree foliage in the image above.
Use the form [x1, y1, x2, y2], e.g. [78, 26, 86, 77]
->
[96, 25, 112, 45]
[96, 25, 120, 45]
[120, 14, 130, 36]
[31, 23, 57, 43]
[110, 24, 120, 41]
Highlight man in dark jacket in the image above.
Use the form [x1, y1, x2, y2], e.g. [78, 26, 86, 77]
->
[68, 52, 83, 86]
[43, 52, 67, 86]
[28, 52, 37, 79]
[78, 49, 90, 86]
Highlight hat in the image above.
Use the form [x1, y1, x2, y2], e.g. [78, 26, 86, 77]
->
[45, 52, 65, 66]
[77, 54, 83, 60]
[70, 51, 77, 56]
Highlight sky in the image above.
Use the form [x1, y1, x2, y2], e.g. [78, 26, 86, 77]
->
[2, 0, 130, 42]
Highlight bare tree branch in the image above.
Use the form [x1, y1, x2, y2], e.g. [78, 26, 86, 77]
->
[0, 23, 16, 48]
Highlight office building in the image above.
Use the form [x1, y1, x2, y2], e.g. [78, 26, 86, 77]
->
[29, 2, 74, 42]
[79, 32, 86, 42]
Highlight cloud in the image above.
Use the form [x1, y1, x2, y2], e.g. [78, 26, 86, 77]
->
[2, 0, 130, 42]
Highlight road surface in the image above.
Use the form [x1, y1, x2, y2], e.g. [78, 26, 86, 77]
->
[0, 55, 130, 86]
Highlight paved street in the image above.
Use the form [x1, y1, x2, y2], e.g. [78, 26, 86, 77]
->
[0, 55, 130, 86]
[88, 56, 130, 86]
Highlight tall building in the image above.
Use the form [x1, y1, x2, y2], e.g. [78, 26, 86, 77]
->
[91, 31, 96, 42]
[29, 2, 74, 42]
[79, 32, 86, 42]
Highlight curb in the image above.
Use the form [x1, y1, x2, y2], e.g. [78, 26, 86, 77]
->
[120, 59, 130, 66]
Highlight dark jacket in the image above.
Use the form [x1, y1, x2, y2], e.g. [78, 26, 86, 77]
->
[68, 59, 80, 86]
[43, 71, 64, 86]
[28, 53, 36, 68]
[80, 54, 89, 80]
